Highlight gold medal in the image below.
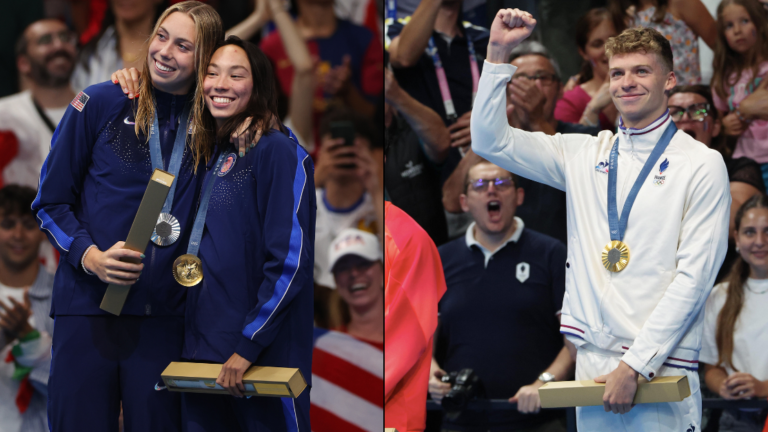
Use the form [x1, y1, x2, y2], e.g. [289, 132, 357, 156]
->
[173, 254, 203, 287]
[602, 240, 630, 272]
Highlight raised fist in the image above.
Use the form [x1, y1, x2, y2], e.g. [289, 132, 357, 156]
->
[487, 9, 537, 63]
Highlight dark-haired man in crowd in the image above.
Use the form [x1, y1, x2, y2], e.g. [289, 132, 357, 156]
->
[431, 159, 574, 432]
[0, 185, 54, 432]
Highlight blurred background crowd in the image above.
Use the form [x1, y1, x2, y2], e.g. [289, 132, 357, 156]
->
[0, 0, 383, 431]
[383, 0, 768, 431]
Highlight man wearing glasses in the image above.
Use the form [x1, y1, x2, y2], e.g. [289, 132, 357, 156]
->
[668, 85, 765, 281]
[431, 159, 574, 432]
[0, 19, 77, 275]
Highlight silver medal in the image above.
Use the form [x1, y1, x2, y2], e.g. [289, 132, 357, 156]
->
[151, 213, 180, 246]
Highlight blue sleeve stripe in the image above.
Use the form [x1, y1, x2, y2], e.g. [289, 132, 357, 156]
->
[244, 149, 309, 339]
[36, 209, 73, 252]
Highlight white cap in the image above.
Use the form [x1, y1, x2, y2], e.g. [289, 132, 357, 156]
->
[328, 228, 382, 273]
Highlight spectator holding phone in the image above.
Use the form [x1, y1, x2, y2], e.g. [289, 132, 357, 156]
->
[314, 109, 383, 291]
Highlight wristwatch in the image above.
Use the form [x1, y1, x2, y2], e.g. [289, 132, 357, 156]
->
[538, 372, 556, 384]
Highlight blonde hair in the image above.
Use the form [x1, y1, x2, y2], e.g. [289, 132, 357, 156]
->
[135, 1, 223, 171]
[605, 27, 674, 73]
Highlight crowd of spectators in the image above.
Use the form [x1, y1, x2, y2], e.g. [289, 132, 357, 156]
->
[0, 0, 383, 431]
[385, 0, 768, 431]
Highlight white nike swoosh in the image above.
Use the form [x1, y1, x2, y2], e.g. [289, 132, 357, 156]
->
[154, 382, 167, 391]
[124, 117, 135, 125]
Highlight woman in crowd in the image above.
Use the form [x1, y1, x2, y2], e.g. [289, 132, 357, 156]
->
[711, 0, 768, 188]
[178, 36, 314, 431]
[33, 2, 250, 429]
[701, 194, 768, 432]
[609, 0, 716, 85]
[554, 8, 619, 131]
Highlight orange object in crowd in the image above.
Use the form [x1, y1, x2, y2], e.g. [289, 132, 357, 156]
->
[384, 202, 446, 432]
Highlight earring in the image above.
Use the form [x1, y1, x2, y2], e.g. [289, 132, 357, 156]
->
[736, 246, 740, 252]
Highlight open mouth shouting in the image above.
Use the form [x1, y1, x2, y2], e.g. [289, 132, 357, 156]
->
[488, 200, 502, 221]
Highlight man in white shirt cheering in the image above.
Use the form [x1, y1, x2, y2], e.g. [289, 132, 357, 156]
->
[471, 8, 730, 431]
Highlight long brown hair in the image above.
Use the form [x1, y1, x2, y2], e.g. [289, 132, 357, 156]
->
[608, 0, 669, 32]
[575, 8, 618, 85]
[716, 194, 768, 371]
[135, 1, 224, 171]
[711, 0, 768, 100]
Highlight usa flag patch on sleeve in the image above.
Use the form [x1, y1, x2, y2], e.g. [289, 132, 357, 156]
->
[70, 91, 90, 112]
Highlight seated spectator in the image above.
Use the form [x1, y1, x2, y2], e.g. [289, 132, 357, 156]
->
[261, 0, 382, 154]
[668, 85, 765, 282]
[72, 0, 162, 93]
[701, 194, 768, 432]
[385, 65, 450, 246]
[385, 201, 446, 432]
[710, 0, 768, 188]
[310, 228, 384, 431]
[431, 159, 574, 431]
[554, 8, 619, 131]
[0, 185, 54, 432]
[443, 42, 600, 245]
[314, 109, 382, 288]
[609, 0, 716, 85]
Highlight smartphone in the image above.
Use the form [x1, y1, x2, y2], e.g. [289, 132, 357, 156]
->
[329, 121, 357, 169]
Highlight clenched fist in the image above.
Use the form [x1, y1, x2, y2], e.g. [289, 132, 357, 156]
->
[487, 9, 537, 64]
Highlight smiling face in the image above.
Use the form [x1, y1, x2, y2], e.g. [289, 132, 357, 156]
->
[736, 207, 768, 277]
[579, 17, 617, 81]
[20, 20, 77, 87]
[146, 12, 197, 95]
[460, 162, 523, 237]
[0, 210, 44, 272]
[333, 256, 383, 310]
[721, 4, 758, 54]
[203, 45, 253, 127]
[609, 51, 676, 128]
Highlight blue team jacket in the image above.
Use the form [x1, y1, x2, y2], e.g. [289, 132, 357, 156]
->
[182, 131, 316, 385]
[32, 82, 201, 317]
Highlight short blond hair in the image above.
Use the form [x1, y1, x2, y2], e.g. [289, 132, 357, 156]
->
[605, 27, 674, 73]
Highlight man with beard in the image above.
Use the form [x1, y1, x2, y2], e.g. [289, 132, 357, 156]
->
[0, 19, 76, 189]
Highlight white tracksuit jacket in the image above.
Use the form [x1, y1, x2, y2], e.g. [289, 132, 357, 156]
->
[471, 61, 731, 382]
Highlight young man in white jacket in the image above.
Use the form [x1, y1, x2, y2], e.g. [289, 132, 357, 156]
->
[471, 9, 730, 431]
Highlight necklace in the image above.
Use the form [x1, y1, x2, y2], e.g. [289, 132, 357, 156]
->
[745, 281, 768, 295]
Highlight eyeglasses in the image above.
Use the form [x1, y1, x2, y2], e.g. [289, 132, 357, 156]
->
[513, 72, 559, 86]
[669, 103, 711, 122]
[36, 31, 77, 47]
[468, 177, 515, 192]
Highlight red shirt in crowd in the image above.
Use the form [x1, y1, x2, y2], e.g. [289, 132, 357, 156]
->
[554, 85, 614, 132]
[384, 202, 446, 432]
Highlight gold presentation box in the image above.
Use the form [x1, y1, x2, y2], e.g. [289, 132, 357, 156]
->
[539, 375, 691, 408]
[100, 169, 174, 315]
[161, 362, 307, 398]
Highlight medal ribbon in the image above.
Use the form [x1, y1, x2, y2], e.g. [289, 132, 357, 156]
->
[608, 120, 677, 242]
[149, 97, 191, 215]
[186, 150, 228, 257]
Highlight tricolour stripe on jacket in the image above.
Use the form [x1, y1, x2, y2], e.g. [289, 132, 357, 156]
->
[243, 148, 309, 340]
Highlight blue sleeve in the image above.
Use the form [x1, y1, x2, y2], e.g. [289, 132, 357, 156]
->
[31, 86, 108, 270]
[235, 136, 316, 362]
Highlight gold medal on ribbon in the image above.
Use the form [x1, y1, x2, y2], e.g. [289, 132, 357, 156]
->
[173, 254, 203, 287]
[602, 240, 630, 272]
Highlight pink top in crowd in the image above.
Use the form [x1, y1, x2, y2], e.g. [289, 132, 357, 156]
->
[713, 62, 768, 164]
[554, 85, 614, 131]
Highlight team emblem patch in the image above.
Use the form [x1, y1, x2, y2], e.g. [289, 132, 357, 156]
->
[218, 153, 237, 177]
[516, 262, 530, 283]
[653, 158, 669, 186]
[70, 91, 90, 112]
[595, 160, 609, 174]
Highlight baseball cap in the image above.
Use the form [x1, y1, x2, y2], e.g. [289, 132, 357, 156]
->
[328, 228, 382, 274]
